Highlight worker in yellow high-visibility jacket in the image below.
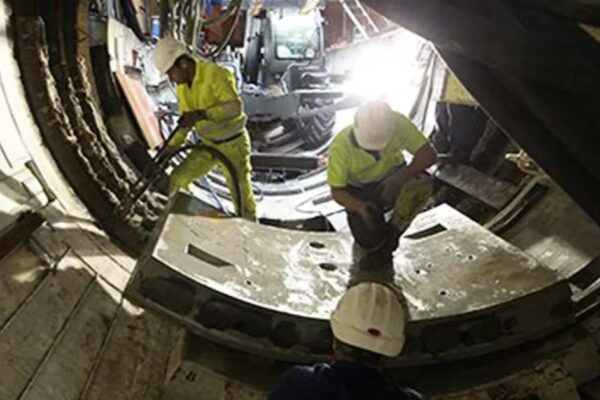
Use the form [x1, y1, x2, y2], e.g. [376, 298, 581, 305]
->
[153, 37, 256, 220]
[328, 101, 437, 261]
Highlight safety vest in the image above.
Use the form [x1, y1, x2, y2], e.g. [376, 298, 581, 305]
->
[171, 58, 246, 147]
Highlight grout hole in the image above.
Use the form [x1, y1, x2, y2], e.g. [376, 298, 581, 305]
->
[319, 263, 337, 271]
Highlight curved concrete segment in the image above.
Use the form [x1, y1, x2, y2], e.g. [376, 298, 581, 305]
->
[2, 0, 600, 398]
[127, 193, 573, 364]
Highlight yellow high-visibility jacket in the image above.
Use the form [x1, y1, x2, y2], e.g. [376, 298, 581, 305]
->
[170, 58, 246, 147]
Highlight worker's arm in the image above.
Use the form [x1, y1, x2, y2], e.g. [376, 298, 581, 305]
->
[163, 114, 204, 152]
[380, 142, 437, 203]
[328, 137, 363, 213]
[165, 86, 202, 151]
[165, 129, 187, 150]
[205, 67, 243, 122]
[397, 113, 438, 178]
[327, 133, 379, 220]
[331, 187, 372, 213]
[332, 187, 381, 228]
[380, 114, 437, 202]
[394, 142, 438, 183]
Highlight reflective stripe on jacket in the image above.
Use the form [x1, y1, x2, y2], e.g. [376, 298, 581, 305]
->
[171, 58, 246, 147]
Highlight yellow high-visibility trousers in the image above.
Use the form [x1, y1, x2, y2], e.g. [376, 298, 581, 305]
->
[391, 174, 433, 232]
[169, 131, 256, 220]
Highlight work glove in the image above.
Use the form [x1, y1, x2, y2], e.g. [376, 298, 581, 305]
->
[178, 110, 208, 130]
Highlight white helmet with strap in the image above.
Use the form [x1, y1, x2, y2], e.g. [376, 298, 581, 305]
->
[153, 37, 188, 74]
[353, 100, 398, 151]
[331, 282, 407, 357]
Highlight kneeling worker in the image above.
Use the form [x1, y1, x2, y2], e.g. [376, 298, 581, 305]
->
[153, 37, 256, 220]
[328, 100, 437, 255]
[268, 283, 428, 400]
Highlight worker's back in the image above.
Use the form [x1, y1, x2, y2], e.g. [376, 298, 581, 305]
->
[268, 361, 427, 400]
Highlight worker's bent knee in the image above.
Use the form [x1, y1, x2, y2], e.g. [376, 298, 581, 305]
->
[392, 175, 433, 231]
[169, 172, 193, 193]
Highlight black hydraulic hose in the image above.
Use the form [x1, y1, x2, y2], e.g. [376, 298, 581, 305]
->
[176, 143, 243, 215]
[126, 122, 184, 200]
[123, 142, 243, 218]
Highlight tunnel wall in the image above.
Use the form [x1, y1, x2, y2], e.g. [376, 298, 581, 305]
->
[0, 1, 179, 399]
[8, 0, 167, 255]
[2, 0, 600, 398]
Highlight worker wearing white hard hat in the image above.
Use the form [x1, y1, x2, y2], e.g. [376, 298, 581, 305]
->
[268, 282, 428, 400]
[152, 37, 256, 220]
[327, 100, 437, 262]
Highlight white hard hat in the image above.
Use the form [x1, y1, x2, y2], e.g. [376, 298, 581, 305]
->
[353, 101, 398, 151]
[153, 37, 188, 74]
[331, 283, 406, 357]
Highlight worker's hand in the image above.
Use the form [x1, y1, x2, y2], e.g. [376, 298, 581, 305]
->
[178, 110, 208, 130]
[357, 202, 381, 230]
[159, 145, 178, 162]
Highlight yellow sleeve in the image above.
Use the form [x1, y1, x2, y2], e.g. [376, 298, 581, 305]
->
[167, 129, 188, 149]
[327, 133, 350, 188]
[205, 66, 242, 122]
[169, 85, 190, 148]
[396, 113, 428, 155]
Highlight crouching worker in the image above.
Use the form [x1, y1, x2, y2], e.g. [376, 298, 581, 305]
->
[153, 37, 256, 220]
[327, 101, 437, 256]
[268, 282, 428, 400]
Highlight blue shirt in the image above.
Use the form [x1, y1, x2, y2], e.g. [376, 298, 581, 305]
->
[268, 361, 428, 400]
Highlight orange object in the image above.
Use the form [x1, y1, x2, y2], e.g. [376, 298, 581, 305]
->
[115, 71, 163, 150]
[205, 4, 224, 43]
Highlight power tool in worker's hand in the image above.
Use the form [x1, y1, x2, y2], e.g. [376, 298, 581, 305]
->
[117, 122, 186, 217]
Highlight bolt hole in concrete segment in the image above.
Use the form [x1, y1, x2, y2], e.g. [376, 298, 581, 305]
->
[319, 263, 338, 271]
[245, 280, 252, 286]
[440, 290, 448, 296]
[309, 241, 326, 249]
